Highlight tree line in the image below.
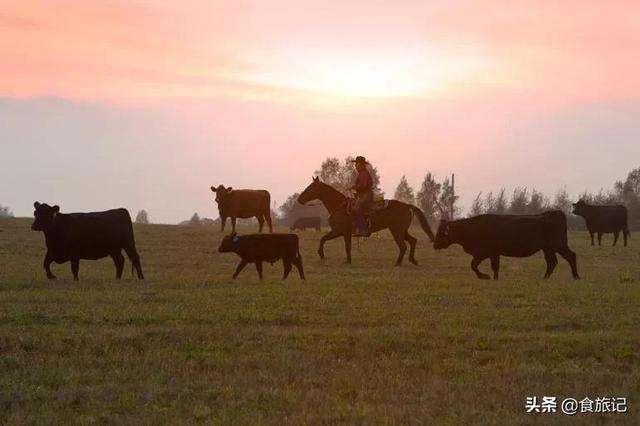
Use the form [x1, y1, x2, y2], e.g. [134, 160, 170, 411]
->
[2, 164, 638, 229]
[279, 158, 640, 231]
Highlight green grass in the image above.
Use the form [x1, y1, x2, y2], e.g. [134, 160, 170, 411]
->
[1, 217, 639, 424]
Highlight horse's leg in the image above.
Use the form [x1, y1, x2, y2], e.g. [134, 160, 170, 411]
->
[318, 229, 342, 260]
[391, 229, 407, 266]
[343, 232, 352, 264]
[405, 231, 418, 265]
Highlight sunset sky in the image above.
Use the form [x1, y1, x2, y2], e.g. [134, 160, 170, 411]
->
[2, 0, 639, 222]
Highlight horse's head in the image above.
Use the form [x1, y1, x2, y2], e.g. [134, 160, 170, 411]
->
[298, 176, 322, 205]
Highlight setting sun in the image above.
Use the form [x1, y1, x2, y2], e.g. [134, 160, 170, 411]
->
[241, 48, 482, 100]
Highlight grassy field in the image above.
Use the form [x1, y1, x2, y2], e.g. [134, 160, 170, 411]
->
[1, 216, 639, 424]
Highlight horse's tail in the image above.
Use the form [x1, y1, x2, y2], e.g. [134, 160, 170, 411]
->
[408, 204, 435, 242]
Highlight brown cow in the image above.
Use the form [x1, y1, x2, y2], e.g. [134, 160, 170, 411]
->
[211, 185, 273, 233]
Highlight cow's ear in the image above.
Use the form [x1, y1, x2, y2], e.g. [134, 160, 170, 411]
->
[313, 176, 319, 182]
[226, 187, 233, 192]
[52, 205, 60, 213]
[34, 201, 40, 209]
[210, 186, 217, 192]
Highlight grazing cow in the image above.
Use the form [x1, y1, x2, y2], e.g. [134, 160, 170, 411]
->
[31, 202, 144, 281]
[218, 233, 304, 280]
[433, 211, 579, 280]
[572, 200, 630, 246]
[290, 216, 322, 231]
[211, 185, 272, 233]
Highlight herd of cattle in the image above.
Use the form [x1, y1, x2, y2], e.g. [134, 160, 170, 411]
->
[29, 182, 631, 281]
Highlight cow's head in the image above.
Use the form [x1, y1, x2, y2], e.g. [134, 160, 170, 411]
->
[218, 232, 240, 253]
[572, 199, 588, 216]
[433, 219, 452, 249]
[31, 202, 60, 231]
[211, 185, 233, 205]
[298, 176, 322, 205]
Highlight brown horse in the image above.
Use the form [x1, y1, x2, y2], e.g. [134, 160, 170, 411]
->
[298, 177, 434, 265]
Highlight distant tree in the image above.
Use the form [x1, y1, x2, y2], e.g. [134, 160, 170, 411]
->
[438, 176, 459, 219]
[0, 205, 13, 218]
[483, 192, 496, 213]
[552, 188, 573, 215]
[135, 209, 150, 224]
[494, 189, 508, 214]
[189, 212, 201, 226]
[614, 167, 640, 229]
[394, 175, 415, 204]
[509, 187, 529, 215]
[527, 189, 548, 214]
[315, 157, 344, 189]
[415, 172, 441, 223]
[469, 192, 484, 216]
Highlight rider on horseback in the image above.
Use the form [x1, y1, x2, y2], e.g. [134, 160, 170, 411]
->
[351, 156, 374, 237]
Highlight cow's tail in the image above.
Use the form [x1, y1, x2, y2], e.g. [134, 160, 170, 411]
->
[408, 204, 435, 242]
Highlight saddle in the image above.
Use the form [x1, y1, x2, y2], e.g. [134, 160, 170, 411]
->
[345, 197, 390, 216]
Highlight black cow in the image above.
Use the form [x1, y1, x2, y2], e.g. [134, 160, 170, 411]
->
[290, 216, 321, 231]
[31, 202, 144, 281]
[434, 211, 579, 280]
[218, 233, 304, 280]
[572, 200, 630, 246]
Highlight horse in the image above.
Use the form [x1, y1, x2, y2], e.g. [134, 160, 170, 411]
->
[297, 177, 435, 265]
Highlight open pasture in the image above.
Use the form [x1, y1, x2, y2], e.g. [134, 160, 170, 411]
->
[1, 217, 639, 423]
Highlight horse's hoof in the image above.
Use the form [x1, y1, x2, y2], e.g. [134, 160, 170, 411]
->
[409, 259, 418, 266]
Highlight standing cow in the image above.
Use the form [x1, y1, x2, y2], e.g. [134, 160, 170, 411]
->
[572, 200, 630, 246]
[31, 202, 144, 281]
[433, 210, 579, 280]
[290, 216, 322, 231]
[211, 185, 273, 233]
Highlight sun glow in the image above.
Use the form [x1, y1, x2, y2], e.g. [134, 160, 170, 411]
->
[242, 50, 476, 100]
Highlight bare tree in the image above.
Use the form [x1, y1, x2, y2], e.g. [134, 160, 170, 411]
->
[469, 192, 484, 216]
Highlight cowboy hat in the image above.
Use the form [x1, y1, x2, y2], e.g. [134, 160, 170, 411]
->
[351, 156, 369, 164]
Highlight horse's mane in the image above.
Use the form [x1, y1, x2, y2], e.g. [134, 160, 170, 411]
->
[317, 180, 347, 200]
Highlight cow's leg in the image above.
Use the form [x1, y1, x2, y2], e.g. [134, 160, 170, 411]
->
[589, 231, 594, 246]
[613, 231, 619, 246]
[123, 244, 144, 280]
[543, 249, 558, 279]
[471, 256, 490, 280]
[231, 217, 237, 234]
[318, 229, 342, 259]
[112, 251, 125, 279]
[490, 256, 500, 280]
[257, 216, 264, 233]
[255, 261, 263, 280]
[597, 232, 602, 246]
[558, 247, 580, 280]
[70, 258, 80, 281]
[405, 232, 418, 265]
[343, 233, 352, 264]
[282, 259, 292, 280]
[44, 251, 56, 280]
[265, 213, 273, 233]
[294, 255, 305, 280]
[232, 259, 248, 279]
[391, 229, 407, 266]
[220, 216, 226, 233]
